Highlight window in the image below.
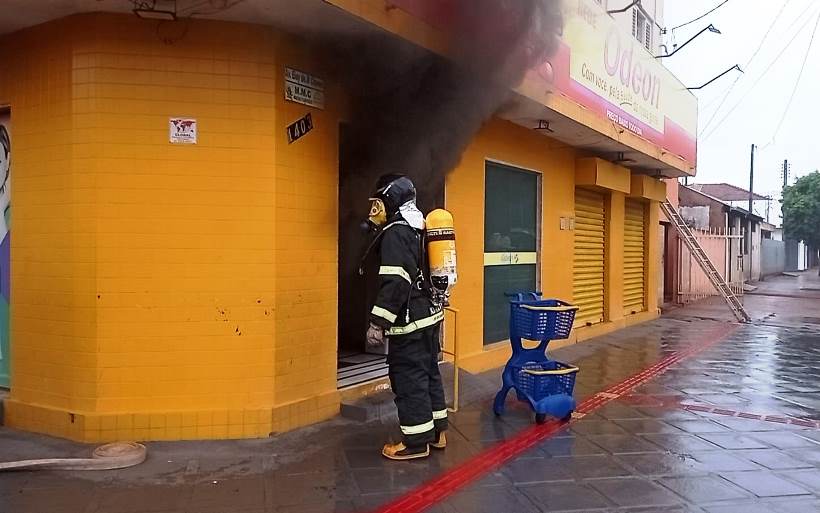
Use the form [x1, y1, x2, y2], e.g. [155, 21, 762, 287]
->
[632, 7, 653, 51]
[644, 17, 653, 50]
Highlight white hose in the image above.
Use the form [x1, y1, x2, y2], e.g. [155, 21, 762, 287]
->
[0, 441, 146, 471]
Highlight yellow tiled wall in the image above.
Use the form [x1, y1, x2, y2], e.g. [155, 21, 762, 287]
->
[448, 120, 663, 373]
[271, 34, 340, 422]
[1, 11, 665, 441]
[0, 19, 96, 429]
[446, 119, 578, 367]
[605, 192, 626, 322]
[1, 14, 341, 441]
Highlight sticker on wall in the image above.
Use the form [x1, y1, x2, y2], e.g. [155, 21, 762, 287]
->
[287, 113, 314, 144]
[169, 118, 197, 144]
[285, 67, 325, 110]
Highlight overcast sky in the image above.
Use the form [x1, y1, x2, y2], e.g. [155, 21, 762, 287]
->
[659, 0, 819, 221]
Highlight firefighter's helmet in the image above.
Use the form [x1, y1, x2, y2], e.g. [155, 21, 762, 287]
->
[368, 174, 416, 228]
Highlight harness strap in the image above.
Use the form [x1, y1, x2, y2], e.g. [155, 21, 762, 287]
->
[358, 220, 410, 275]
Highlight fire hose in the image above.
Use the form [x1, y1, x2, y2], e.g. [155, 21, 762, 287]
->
[0, 441, 146, 471]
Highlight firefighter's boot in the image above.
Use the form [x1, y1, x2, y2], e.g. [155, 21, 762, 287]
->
[382, 442, 430, 461]
[430, 431, 447, 450]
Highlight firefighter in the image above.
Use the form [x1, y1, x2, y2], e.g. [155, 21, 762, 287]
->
[364, 174, 448, 460]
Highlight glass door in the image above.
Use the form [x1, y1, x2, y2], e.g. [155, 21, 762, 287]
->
[483, 161, 539, 344]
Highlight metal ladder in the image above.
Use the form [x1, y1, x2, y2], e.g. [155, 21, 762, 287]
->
[661, 200, 751, 323]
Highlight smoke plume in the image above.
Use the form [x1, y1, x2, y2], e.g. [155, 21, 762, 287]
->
[333, 0, 563, 210]
[332, 0, 564, 345]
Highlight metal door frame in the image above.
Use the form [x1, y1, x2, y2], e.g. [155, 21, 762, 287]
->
[482, 158, 542, 346]
[484, 158, 542, 289]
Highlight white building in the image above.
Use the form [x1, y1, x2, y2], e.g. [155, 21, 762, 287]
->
[772, 228, 811, 272]
[596, 0, 665, 55]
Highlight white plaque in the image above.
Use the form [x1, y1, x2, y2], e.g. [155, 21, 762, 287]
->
[284, 67, 325, 110]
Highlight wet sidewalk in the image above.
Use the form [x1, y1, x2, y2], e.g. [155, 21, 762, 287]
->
[431, 321, 820, 513]
[2, 276, 820, 513]
[752, 270, 820, 297]
[665, 271, 820, 327]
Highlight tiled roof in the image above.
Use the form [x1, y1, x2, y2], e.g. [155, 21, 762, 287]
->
[690, 183, 768, 201]
[680, 185, 764, 221]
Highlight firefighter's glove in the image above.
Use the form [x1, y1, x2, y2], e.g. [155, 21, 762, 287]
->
[366, 322, 386, 348]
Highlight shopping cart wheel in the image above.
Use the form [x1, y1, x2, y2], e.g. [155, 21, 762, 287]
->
[561, 411, 573, 423]
[535, 413, 547, 424]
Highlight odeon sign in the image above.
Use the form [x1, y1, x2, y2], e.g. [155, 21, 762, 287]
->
[358, 0, 698, 167]
[603, 26, 661, 109]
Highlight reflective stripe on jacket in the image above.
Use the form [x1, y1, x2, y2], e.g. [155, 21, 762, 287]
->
[370, 221, 441, 334]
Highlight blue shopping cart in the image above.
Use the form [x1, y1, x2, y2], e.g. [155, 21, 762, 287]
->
[493, 292, 579, 424]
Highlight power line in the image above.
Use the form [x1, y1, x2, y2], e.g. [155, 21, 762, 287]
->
[699, 0, 795, 135]
[700, 80, 738, 110]
[670, 0, 729, 33]
[701, 4, 820, 141]
[770, 10, 820, 141]
[702, 0, 817, 138]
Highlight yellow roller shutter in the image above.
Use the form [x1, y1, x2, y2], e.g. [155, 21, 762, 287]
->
[574, 188, 605, 326]
[624, 199, 646, 315]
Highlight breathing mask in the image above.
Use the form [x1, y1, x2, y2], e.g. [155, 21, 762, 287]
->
[368, 197, 388, 228]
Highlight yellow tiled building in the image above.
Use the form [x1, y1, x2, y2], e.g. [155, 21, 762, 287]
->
[0, 0, 696, 442]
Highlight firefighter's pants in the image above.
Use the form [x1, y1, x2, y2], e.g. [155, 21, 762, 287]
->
[387, 324, 448, 448]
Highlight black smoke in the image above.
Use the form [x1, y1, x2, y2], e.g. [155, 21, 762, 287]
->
[331, 0, 564, 349]
[332, 0, 563, 212]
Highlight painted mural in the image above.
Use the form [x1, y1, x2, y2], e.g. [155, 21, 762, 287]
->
[0, 108, 9, 388]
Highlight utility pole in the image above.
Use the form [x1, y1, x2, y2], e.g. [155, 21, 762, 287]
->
[749, 144, 756, 215]
[782, 159, 789, 188]
[781, 159, 789, 233]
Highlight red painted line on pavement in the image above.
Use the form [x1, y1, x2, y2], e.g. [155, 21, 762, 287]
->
[367, 323, 739, 513]
[737, 413, 762, 420]
[678, 404, 820, 429]
[684, 404, 711, 412]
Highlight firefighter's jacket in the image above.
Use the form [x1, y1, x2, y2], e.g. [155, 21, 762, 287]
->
[370, 221, 444, 337]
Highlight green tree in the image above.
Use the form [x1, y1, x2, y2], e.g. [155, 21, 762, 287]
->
[782, 170, 820, 274]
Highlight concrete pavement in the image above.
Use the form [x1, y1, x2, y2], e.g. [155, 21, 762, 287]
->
[2, 271, 820, 513]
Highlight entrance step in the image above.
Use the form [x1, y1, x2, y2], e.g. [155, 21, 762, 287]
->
[337, 355, 388, 389]
[340, 389, 396, 423]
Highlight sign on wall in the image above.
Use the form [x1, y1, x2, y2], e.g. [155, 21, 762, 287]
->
[285, 67, 325, 110]
[287, 113, 314, 144]
[376, 0, 698, 167]
[169, 118, 197, 144]
[546, 0, 697, 164]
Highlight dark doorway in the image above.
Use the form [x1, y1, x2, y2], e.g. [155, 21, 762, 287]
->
[662, 222, 676, 304]
[337, 123, 374, 357]
[337, 124, 444, 385]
